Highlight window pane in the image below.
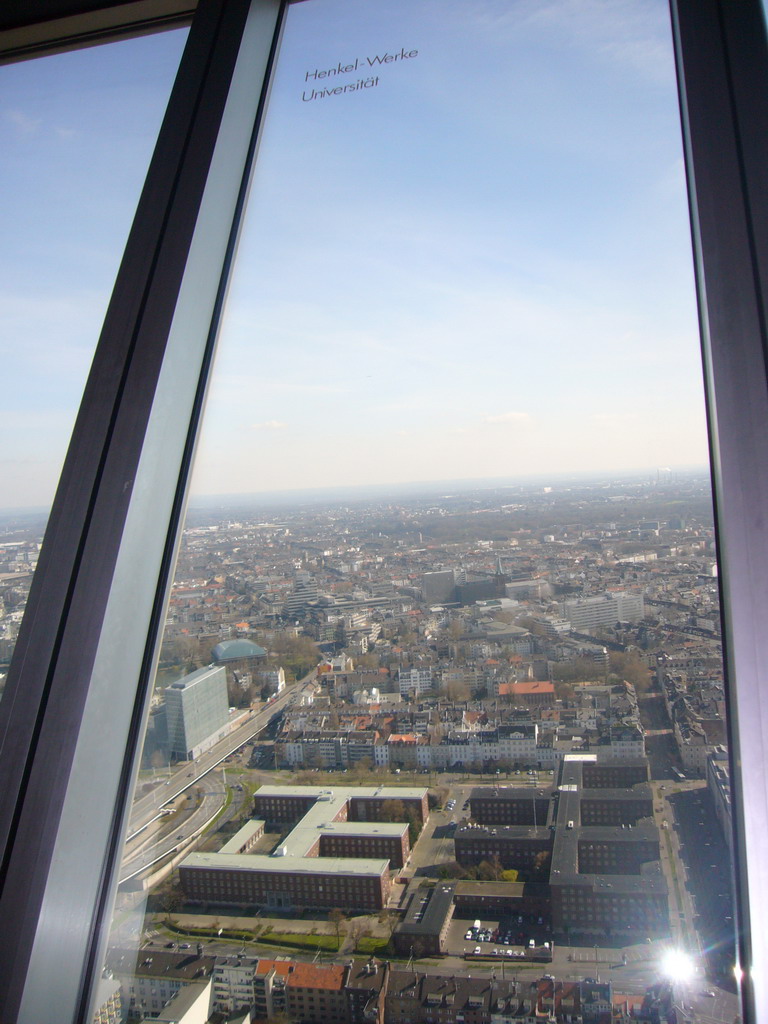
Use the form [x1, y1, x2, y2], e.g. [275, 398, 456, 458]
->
[0, 29, 187, 688]
[107, 1, 738, 1019]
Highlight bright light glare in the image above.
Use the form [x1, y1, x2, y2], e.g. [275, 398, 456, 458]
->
[661, 949, 696, 981]
[734, 963, 744, 983]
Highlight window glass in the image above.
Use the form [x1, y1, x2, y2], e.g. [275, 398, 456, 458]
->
[107, 0, 738, 1018]
[0, 29, 188, 689]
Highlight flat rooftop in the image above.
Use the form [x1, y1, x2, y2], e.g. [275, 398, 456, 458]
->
[276, 790, 408, 858]
[255, 784, 428, 800]
[182, 784, 426, 885]
[182, 852, 390, 877]
[218, 819, 265, 854]
[398, 882, 456, 937]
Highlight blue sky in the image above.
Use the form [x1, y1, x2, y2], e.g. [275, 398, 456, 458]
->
[0, 29, 186, 510]
[1, 0, 708, 510]
[192, 0, 708, 497]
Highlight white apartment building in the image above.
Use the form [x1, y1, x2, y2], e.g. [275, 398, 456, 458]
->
[211, 957, 258, 1016]
[398, 666, 434, 696]
[609, 726, 645, 760]
[562, 592, 645, 631]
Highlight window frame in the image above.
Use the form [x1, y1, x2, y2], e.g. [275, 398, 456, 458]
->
[0, 1, 285, 1020]
[0, 0, 765, 1021]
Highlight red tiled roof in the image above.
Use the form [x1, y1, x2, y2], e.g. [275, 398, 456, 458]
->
[286, 962, 346, 991]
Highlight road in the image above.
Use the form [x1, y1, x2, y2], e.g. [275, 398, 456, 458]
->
[126, 672, 312, 841]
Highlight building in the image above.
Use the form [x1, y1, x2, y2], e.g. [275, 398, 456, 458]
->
[180, 785, 427, 911]
[345, 960, 388, 1024]
[385, 971, 526, 1024]
[146, 980, 212, 1024]
[562, 592, 645, 632]
[211, 638, 267, 666]
[252, 959, 292, 1022]
[498, 680, 555, 708]
[285, 962, 347, 1024]
[91, 978, 122, 1024]
[393, 882, 457, 956]
[457, 758, 668, 941]
[105, 949, 215, 1020]
[422, 570, 457, 605]
[398, 667, 434, 697]
[210, 955, 258, 1016]
[708, 746, 733, 851]
[164, 665, 230, 761]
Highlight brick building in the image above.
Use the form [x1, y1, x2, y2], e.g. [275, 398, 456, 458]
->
[456, 757, 669, 941]
[180, 785, 427, 911]
[285, 962, 347, 1024]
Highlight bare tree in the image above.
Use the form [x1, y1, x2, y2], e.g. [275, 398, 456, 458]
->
[328, 908, 347, 950]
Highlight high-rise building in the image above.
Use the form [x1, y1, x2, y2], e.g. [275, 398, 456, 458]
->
[164, 664, 230, 760]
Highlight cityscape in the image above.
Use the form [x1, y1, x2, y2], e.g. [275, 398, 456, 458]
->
[0, 470, 739, 1023]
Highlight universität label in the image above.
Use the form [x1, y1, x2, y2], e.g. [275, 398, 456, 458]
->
[301, 48, 419, 102]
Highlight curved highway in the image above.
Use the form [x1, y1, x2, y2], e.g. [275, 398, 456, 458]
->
[126, 672, 312, 842]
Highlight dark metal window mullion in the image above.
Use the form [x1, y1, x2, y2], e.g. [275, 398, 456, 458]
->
[0, 1, 266, 1020]
[670, 2, 768, 1021]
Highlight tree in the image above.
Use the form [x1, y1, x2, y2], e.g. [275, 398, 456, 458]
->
[551, 657, 600, 684]
[380, 799, 407, 822]
[352, 757, 373, 781]
[609, 650, 652, 693]
[328, 908, 347, 950]
[377, 908, 397, 939]
[159, 881, 185, 922]
[441, 679, 471, 701]
[347, 917, 366, 952]
[476, 859, 497, 881]
[532, 850, 551, 878]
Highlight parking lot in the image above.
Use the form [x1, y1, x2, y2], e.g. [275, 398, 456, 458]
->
[446, 913, 552, 960]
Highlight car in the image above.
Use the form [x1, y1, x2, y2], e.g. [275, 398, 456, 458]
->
[465, 930, 472, 940]
[473, 946, 481, 955]
[703, 991, 716, 997]
[179, 943, 191, 949]
[165, 942, 175, 948]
